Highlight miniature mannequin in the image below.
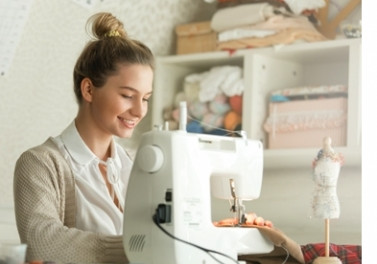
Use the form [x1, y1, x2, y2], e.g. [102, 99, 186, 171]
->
[311, 137, 343, 264]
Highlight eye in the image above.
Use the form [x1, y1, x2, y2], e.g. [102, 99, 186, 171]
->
[121, 94, 132, 99]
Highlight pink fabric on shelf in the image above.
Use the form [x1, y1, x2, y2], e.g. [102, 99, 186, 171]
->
[250, 15, 317, 31]
[264, 97, 347, 133]
[264, 97, 348, 149]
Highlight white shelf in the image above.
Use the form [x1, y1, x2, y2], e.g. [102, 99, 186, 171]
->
[151, 38, 361, 169]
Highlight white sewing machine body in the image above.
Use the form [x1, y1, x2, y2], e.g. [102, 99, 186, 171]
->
[123, 128, 273, 264]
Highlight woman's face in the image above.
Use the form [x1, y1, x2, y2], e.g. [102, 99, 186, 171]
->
[90, 63, 153, 138]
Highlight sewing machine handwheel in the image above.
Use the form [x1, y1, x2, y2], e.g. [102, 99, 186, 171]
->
[137, 145, 164, 173]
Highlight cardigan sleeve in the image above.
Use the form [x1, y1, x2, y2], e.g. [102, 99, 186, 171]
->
[13, 140, 128, 263]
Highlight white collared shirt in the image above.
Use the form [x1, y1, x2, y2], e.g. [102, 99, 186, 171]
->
[52, 121, 132, 235]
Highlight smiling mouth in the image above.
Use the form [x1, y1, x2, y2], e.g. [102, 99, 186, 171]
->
[118, 117, 136, 128]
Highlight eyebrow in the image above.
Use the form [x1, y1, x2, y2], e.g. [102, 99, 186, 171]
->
[119, 86, 153, 95]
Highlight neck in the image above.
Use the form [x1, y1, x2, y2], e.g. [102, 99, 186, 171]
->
[75, 111, 112, 161]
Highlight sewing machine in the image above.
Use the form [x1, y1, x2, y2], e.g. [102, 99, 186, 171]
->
[123, 102, 274, 263]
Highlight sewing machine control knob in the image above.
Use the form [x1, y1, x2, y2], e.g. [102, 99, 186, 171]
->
[137, 145, 164, 173]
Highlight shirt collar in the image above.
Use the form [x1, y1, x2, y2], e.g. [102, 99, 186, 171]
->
[61, 121, 121, 167]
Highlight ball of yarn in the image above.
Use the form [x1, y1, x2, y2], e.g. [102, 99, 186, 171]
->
[171, 107, 180, 122]
[163, 106, 174, 121]
[224, 111, 242, 131]
[209, 93, 230, 115]
[229, 95, 243, 115]
[186, 120, 204, 134]
[165, 120, 178, 131]
[202, 113, 224, 132]
[188, 100, 209, 120]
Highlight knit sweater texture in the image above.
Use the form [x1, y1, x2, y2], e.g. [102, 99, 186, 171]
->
[13, 138, 128, 263]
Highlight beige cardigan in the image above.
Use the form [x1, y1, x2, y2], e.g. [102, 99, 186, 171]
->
[14, 138, 128, 263]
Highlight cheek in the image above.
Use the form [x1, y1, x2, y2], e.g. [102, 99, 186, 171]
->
[142, 103, 149, 117]
[93, 95, 123, 118]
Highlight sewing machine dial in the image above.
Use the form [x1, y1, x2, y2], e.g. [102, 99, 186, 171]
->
[136, 144, 164, 173]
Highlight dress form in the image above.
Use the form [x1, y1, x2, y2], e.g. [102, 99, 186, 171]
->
[311, 137, 343, 264]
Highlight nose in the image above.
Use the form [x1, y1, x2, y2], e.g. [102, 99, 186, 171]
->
[130, 98, 147, 118]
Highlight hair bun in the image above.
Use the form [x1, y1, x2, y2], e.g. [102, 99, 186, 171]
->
[87, 12, 127, 40]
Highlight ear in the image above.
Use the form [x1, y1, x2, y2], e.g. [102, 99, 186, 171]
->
[80, 78, 93, 103]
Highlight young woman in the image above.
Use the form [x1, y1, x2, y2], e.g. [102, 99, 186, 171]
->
[13, 12, 154, 263]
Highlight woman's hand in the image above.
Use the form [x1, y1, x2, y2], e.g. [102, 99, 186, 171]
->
[213, 212, 273, 228]
[245, 212, 273, 227]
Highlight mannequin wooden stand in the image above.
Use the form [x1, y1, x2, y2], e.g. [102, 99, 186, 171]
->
[313, 219, 341, 264]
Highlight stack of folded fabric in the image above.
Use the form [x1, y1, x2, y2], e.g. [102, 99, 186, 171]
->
[210, 0, 327, 51]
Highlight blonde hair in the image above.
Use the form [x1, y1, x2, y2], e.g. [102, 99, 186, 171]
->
[73, 12, 155, 103]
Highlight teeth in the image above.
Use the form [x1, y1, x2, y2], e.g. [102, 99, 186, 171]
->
[120, 117, 135, 125]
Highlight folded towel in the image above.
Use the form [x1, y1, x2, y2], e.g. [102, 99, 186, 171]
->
[218, 28, 277, 42]
[199, 66, 242, 102]
[210, 3, 277, 32]
[220, 67, 244, 96]
[217, 27, 326, 50]
[184, 71, 209, 83]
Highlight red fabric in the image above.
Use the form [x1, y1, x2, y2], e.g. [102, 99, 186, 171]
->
[301, 243, 361, 264]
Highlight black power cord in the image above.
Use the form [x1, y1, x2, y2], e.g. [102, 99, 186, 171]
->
[152, 212, 240, 264]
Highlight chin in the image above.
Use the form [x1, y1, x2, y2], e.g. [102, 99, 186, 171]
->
[117, 130, 134, 139]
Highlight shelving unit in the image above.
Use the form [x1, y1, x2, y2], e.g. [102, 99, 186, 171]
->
[151, 38, 361, 168]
